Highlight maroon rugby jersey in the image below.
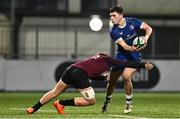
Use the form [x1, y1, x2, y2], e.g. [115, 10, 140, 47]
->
[71, 53, 145, 78]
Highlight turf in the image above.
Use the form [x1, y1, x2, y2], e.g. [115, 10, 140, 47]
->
[0, 92, 180, 119]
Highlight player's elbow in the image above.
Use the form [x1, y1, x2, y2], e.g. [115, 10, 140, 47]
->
[149, 26, 153, 34]
[146, 24, 153, 35]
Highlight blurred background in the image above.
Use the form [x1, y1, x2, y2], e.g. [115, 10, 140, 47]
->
[0, 0, 180, 92]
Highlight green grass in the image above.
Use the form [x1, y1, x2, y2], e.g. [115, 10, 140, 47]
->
[0, 92, 180, 118]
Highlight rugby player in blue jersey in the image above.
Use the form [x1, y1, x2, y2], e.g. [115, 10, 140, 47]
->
[102, 6, 152, 114]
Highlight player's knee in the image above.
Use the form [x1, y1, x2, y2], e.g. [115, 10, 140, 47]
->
[87, 98, 96, 105]
[80, 87, 95, 105]
[122, 73, 132, 81]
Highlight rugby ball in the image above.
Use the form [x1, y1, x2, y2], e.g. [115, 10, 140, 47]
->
[133, 37, 145, 48]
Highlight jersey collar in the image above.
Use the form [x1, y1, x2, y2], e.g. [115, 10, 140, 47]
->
[118, 18, 126, 28]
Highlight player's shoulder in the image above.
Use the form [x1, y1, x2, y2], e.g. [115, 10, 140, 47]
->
[110, 24, 118, 33]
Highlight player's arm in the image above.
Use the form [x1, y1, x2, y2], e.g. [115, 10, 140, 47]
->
[109, 58, 154, 70]
[131, 17, 152, 43]
[110, 30, 137, 52]
[116, 38, 137, 51]
[130, 17, 152, 51]
[90, 71, 109, 81]
[140, 22, 152, 43]
[90, 76, 106, 81]
[136, 23, 152, 51]
[123, 61, 153, 70]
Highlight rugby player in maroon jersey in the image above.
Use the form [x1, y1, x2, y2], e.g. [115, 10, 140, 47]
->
[26, 53, 153, 115]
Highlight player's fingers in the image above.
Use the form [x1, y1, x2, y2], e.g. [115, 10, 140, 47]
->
[136, 47, 143, 51]
[145, 62, 154, 70]
[149, 63, 154, 69]
[132, 45, 138, 51]
[136, 44, 146, 51]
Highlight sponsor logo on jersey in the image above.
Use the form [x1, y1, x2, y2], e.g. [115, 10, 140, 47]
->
[129, 25, 134, 30]
[126, 33, 136, 40]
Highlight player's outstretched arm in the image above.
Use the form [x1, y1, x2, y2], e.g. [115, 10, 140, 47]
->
[123, 61, 153, 70]
[144, 62, 153, 70]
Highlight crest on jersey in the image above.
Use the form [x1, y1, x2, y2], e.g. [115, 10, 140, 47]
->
[129, 25, 134, 30]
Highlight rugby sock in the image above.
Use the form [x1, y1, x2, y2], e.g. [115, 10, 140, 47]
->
[59, 99, 75, 106]
[32, 101, 42, 111]
[104, 95, 112, 105]
[105, 95, 112, 102]
[126, 94, 132, 104]
[102, 95, 112, 112]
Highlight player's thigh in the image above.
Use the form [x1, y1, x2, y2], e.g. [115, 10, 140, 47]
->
[122, 68, 137, 79]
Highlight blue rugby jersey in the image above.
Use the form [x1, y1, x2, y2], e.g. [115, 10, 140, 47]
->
[110, 17, 142, 61]
[110, 17, 142, 52]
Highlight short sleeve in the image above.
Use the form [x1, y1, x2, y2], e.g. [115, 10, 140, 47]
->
[130, 17, 142, 29]
[110, 29, 122, 42]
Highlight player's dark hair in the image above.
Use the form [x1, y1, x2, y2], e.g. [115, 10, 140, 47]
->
[110, 6, 123, 14]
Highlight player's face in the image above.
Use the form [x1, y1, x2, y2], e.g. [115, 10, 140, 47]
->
[110, 12, 123, 24]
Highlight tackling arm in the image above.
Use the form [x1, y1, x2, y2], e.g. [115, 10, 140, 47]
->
[110, 58, 154, 70]
[123, 61, 153, 70]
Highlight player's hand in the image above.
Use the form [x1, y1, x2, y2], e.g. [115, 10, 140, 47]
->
[102, 72, 110, 81]
[131, 45, 138, 52]
[136, 43, 147, 51]
[145, 62, 153, 70]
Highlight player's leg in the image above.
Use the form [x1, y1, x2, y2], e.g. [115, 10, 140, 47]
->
[41, 80, 69, 104]
[122, 67, 136, 114]
[26, 66, 72, 114]
[26, 80, 69, 114]
[53, 67, 95, 114]
[102, 67, 123, 112]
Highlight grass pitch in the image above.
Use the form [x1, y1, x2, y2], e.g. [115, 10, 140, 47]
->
[0, 92, 180, 119]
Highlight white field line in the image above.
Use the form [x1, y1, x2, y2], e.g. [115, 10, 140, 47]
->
[6, 108, 180, 119]
[108, 115, 180, 119]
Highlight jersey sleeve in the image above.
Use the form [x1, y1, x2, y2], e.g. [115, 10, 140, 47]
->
[110, 29, 123, 43]
[130, 17, 142, 29]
